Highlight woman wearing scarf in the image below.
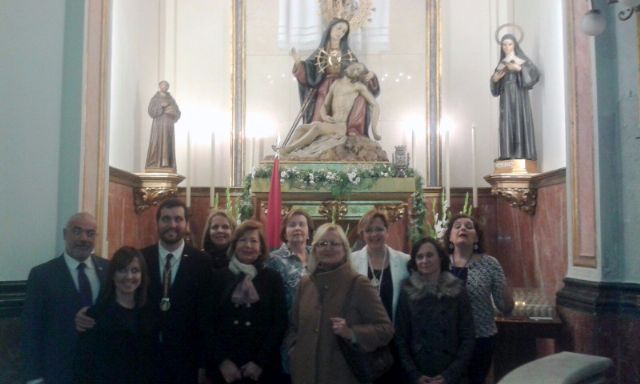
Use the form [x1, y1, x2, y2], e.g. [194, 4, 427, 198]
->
[205, 221, 288, 383]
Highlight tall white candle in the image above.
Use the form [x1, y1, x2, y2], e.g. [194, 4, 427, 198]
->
[471, 123, 478, 207]
[444, 127, 451, 204]
[210, 131, 216, 208]
[258, 137, 264, 166]
[186, 129, 191, 208]
[411, 127, 415, 169]
[251, 137, 256, 169]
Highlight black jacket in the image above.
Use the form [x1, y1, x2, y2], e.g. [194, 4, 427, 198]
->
[141, 244, 212, 383]
[205, 266, 288, 383]
[74, 298, 155, 383]
[395, 271, 475, 384]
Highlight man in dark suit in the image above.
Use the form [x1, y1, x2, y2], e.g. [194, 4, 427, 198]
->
[141, 198, 212, 384]
[22, 212, 109, 384]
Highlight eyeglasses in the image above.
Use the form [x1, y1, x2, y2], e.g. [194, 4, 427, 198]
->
[316, 240, 342, 249]
[70, 227, 97, 238]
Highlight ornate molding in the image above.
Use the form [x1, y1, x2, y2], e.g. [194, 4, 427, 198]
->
[484, 173, 538, 214]
[133, 172, 185, 213]
[373, 203, 408, 223]
[495, 186, 537, 214]
[484, 160, 540, 215]
[319, 200, 349, 222]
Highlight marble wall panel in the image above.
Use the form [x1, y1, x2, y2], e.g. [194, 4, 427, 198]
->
[107, 180, 158, 255]
[557, 307, 640, 383]
[533, 183, 568, 303]
[489, 176, 567, 303]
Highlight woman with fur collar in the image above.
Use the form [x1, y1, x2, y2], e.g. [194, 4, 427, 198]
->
[395, 237, 475, 384]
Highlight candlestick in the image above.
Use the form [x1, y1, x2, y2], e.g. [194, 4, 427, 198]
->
[210, 131, 216, 208]
[411, 127, 415, 169]
[251, 137, 256, 169]
[471, 123, 478, 207]
[444, 128, 451, 204]
[186, 129, 191, 208]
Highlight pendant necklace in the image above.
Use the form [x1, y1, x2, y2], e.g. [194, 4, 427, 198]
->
[367, 249, 388, 293]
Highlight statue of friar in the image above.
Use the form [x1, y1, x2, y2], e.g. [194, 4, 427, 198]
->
[145, 80, 181, 172]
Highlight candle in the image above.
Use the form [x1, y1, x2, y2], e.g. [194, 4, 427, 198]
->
[210, 131, 216, 208]
[444, 127, 451, 204]
[186, 129, 191, 208]
[251, 137, 256, 169]
[411, 127, 415, 169]
[471, 123, 478, 207]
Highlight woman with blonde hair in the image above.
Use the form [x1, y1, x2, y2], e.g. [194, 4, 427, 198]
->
[287, 223, 394, 383]
[201, 210, 237, 269]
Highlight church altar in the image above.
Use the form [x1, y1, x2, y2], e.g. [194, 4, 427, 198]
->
[247, 161, 419, 250]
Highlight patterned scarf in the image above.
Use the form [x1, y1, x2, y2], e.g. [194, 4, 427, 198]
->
[228, 256, 260, 305]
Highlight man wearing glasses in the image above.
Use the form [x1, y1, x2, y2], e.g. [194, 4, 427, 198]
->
[22, 213, 110, 384]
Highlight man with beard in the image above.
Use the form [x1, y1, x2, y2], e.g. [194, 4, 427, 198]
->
[22, 213, 109, 384]
[141, 198, 212, 383]
[76, 198, 212, 383]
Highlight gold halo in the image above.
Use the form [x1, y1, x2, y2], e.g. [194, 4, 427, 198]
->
[495, 23, 524, 45]
[319, 0, 376, 32]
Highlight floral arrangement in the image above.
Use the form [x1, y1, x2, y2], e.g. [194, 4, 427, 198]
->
[239, 163, 420, 222]
[425, 192, 474, 241]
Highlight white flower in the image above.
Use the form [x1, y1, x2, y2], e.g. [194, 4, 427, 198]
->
[434, 220, 447, 239]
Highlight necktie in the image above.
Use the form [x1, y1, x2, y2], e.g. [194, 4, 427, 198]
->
[163, 253, 174, 298]
[77, 263, 93, 307]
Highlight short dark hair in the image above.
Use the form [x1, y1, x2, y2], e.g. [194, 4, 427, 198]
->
[280, 209, 315, 243]
[156, 198, 189, 222]
[443, 214, 485, 254]
[228, 220, 269, 267]
[101, 246, 148, 308]
[408, 237, 449, 273]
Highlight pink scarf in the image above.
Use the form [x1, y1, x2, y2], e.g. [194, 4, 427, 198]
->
[229, 256, 260, 305]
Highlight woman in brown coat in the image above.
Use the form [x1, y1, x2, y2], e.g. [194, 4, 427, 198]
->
[287, 223, 394, 384]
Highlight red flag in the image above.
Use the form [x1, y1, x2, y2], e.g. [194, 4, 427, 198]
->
[266, 156, 282, 250]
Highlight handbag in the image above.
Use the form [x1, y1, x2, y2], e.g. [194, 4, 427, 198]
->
[336, 277, 393, 383]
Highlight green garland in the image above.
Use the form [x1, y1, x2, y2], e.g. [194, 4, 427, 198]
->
[410, 175, 427, 244]
[239, 164, 426, 229]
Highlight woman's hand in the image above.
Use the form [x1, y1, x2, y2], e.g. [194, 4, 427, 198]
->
[241, 361, 263, 381]
[429, 375, 447, 384]
[329, 317, 354, 341]
[219, 359, 242, 383]
[417, 376, 430, 384]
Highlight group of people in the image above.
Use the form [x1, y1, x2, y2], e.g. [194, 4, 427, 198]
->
[22, 197, 513, 384]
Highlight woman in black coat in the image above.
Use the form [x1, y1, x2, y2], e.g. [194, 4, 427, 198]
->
[395, 238, 475, 384]
[206, 220, 288, 383]
[74, 246, 154, 384]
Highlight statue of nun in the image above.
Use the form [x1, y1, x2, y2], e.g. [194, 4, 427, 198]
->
[490, 33, 540, 160]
